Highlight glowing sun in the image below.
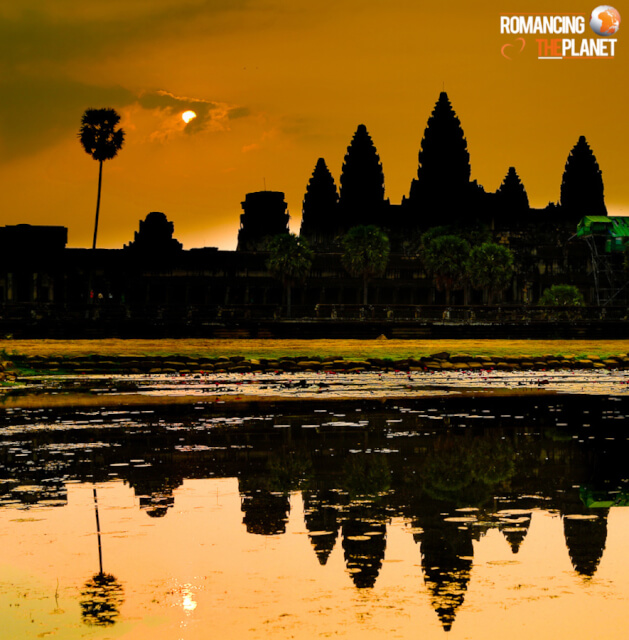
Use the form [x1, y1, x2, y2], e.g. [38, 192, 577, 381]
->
[182, 110, 197, 123]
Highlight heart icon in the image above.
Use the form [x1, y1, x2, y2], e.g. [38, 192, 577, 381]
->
[501, 37, 526, 59]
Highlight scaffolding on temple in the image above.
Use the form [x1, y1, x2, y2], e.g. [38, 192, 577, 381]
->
[576, 216, 629, 306]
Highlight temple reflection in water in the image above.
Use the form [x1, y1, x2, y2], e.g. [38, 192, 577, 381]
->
[0, 394, 627, 631]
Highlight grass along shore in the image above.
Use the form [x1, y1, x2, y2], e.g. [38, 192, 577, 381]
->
[1, 338, 629, 377]
[2, 338, 629, 361]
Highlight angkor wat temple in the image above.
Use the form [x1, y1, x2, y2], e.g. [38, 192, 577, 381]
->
[2, 393, 624, 630]
[0, 92, 625, 337]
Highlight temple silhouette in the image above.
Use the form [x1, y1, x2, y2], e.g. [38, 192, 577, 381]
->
[0, 91, 626, 337]
[298, 92, 606, 247]
[1, 393, 625, 632]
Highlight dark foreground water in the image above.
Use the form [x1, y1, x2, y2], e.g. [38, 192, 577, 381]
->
[1, 391, 629, 639]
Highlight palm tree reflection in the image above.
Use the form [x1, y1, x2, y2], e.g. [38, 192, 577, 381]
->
[80, 572, 124, 626]
[80, 486, 124, 626]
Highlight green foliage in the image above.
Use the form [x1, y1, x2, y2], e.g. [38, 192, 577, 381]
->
[266, 234, 314, 285]
[341, 225, 390, 304]
[421, 234, 470, 303]
[421, 225, 490, 250]
[267, 452, 313, 492]
[462, 222, 492, 247]
[468, 242, 515, 303]
[266, 234, 313, 316]
[422, 436, 516, 504]
[341, 225, 390, 278]
[539, 284, 585, 306]
[420, 226, 455, 244]
[341, 454, 391, 499]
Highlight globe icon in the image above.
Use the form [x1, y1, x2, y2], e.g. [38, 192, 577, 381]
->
[590, 5, 621, 36]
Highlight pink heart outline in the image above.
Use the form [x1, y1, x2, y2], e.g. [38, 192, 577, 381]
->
[501, 37, 526, 60]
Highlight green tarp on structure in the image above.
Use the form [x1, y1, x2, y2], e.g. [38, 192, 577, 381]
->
[577, 216, 629, 253]
[580, 486, 629, 508]
[577, 215, 629, 238]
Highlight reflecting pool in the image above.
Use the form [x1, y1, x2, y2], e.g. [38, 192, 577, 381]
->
[1, 393, 629, 639]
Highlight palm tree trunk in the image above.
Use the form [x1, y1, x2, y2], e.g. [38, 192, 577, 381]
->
[363, 276, 368, 305]
[92, 160, 103, 250]
[286, 284, 292, 318]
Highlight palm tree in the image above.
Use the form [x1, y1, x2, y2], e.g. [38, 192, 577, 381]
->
[422, 234, 470, 305]
[266, 234, 314, 317]
[341, 225, 390, 305]
[467, 242, 514, 304]
[79, 108, 125, 249]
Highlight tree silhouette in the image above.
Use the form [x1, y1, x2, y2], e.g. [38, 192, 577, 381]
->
[560, 136, 606, 220]
[467, 242, 515, 304]
[300, 158, 339, 247]
[266, 233, 313, 317]
[422, 234, 470, 305]
[79, 108, 125, 250]
[341, 225, 390, 305]
[339, 125, 386, 229]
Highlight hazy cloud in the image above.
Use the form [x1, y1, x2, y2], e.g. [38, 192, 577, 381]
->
[228, 107, 251, 120]
[138, 90, 249, 138]
[0, 1, 253, 68]
[0, 75, 135, 160]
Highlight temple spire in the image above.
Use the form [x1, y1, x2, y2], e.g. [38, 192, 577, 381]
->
[300, 158, 339, 247]
[339, 124, 386, 230]
[560, 135, 606, 220]
[407, 92, 472, 225]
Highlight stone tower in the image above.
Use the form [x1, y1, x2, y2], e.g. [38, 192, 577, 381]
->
[237, 191, 290, 251]
[338, 124, 387, 231]
[300, 157, 339, 248]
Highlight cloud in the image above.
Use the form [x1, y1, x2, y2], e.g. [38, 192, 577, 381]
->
[0, 75, 135, 160]
[0, 1, 253, 68]
[228, 107, 251, 120]
[138, 90, 249, 138]
[0, 78, 250, 159]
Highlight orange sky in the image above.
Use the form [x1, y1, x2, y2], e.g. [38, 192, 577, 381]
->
[0, 1, 626, 249]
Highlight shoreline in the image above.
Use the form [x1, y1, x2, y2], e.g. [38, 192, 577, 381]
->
[7, 350, 629, 376]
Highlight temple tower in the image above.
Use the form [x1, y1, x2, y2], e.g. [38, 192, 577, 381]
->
[407, 92, 472, 225]
[300, 158, 339, 248]
[338, 124, 387, 230]
[237, 191, 289, 251]
[560, 136, 607, 221]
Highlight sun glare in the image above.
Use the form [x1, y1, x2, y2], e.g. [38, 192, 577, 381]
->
[182, 110, 197, 123]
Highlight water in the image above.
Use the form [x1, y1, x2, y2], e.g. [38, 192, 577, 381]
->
[1, 386, 629, 639]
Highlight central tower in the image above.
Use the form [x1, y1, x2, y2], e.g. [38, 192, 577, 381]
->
[406, 92, 472, 225]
